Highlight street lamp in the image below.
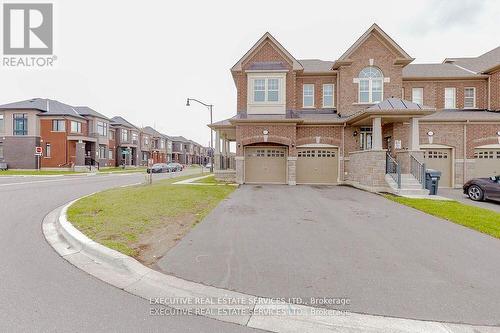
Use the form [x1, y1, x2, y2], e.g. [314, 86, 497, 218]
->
[186, 98, 214, 173]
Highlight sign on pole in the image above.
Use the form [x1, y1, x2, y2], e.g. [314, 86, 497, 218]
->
[35, 146, 42, 156]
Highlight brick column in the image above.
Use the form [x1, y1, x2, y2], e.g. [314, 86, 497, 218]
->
[75, 141, 86, 166]
[235, 156, 244, 184]
[287, 157, 297, 186]
[372, 117, 382, 150]
[409, 118, 420, 151]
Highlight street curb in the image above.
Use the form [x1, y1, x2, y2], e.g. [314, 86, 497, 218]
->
[43, 199, 500, 333]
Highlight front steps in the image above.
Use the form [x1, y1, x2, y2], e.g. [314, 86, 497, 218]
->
[385, 174, 430, 196]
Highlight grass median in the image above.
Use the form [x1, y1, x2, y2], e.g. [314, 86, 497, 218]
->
[384, 194, 500, 239]
[0, 170, 83, 176]
[67, 174, 236, 265]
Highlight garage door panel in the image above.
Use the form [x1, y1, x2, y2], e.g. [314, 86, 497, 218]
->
[473, 149, 500, 178]
[296, 148, 338, 184]
[245, 147, 287, 184]
[423, 148, 452, 187]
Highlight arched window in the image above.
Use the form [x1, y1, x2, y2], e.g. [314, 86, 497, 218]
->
[358, 67, 383, 103]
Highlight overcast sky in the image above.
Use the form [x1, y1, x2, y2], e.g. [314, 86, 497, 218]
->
[1, 0, 499, 146]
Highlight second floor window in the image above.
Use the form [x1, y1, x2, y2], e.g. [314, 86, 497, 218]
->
[132, 132, 138, 143]
[464, 87, 476, 108]
[52, 119, 65, 132]
[97, 121, 107, 136]
[412, 88, 423, 105]
[144, 137, 149, 145]
[121, 129, 129, 142]
[13, 113, 28, 136]
[70, 121, 82, 133]
[323, 84, 334, 108]
[252, 78, 280, 103]
[444, 87, 456, 109]
[0, 114, 4, 133]
[358, 67, 383, 103]
[303, 84, 314, 107]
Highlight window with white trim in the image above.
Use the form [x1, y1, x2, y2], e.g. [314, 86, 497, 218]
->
[45, 143, 51, 158]
[0, 114, 3, 134]
[121, 129, 128, 142]
[99, 145, 106, 159]
[108, 149, 113, 160]
[464, 87, 476, 108]
[412, 88, 423, 105]
[70, 121, 81, 133]
[358, 67, 383, 103]
[252, 78, 281, 103]
[303, 84, 314, 108]
[444, 87, 456, 109]
[322, 84, 334, 108]
[0, 143, 3, 159]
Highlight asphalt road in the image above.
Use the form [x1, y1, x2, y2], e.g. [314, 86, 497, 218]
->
[159, 185, 500, 326]
[0, 171, 261, 332]
[439, 188, 500, 213]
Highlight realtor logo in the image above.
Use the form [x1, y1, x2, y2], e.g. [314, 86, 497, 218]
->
[3, 3, 53, 55]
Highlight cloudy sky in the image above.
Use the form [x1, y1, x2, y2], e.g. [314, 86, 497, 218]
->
[1, 0, 498, 146]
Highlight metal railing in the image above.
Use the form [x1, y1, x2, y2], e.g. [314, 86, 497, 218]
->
[85, 157, 100, 171]
[386, 152, 401, 189]
[410, 154, 426, 189]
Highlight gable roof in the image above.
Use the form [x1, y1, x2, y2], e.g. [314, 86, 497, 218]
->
[170, 135, 189, 142]
[333, 23, 414, 69]
[75, 106, 109, 120]
[110, 116, 138, 129]
[231, 32, 303, 72]
[142, 125, 170, 139]
[0, 98, 85, 119]
[444, 46, 500, 74]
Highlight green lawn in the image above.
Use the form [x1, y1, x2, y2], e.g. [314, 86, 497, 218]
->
[98, 167, 146, 174]
[67, 174, 236, 257]
[384, 195, 500, 239]
[192, 175, 217, 184]
[0, 170, 83, 176]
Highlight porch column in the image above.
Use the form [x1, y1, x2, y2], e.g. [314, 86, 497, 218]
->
[372, 117, 383, 150]
[214, 130, 221, 170]
[409, 117, 420, 151]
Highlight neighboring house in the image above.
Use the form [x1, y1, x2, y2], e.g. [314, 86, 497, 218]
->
[0, 98, 89, 169]
[210, 24, 500, 190]
[140, 130, 153, 166]
[141, 126, 168, 164]
[75, 106, 113, 167]
[171, 136, 188, 164]
[110, 116, 141, 167]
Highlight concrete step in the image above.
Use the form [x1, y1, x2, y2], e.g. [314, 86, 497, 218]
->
[385, 174, 430, 196]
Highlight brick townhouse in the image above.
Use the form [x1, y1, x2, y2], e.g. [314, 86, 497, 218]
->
[210, 24, 500, 192]
[0, 99, 208, 170]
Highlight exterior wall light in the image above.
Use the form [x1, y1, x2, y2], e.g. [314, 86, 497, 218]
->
[353, 130, 358, 137]
[262, 129, 269, 135]
[427, 131, 434, 144]
[427, 131, 434, 136]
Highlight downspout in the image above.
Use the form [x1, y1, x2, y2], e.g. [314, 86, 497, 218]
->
[463, 120, 468, 185]
[342, 122, 346, 182]
[487, 75, 491, 110]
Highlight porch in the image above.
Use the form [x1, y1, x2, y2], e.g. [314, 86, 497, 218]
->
[211, 121, 236, 182]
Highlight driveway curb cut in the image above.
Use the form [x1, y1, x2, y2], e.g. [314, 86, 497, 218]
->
[42, 199, 500, 333]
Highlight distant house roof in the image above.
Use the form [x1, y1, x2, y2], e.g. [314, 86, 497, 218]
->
[0, 98, 85, 118]
[368, 98, 434, 110]
[170, 135, 189, 142]
[142, 126, 172, 140]
[75, 106, 109, 120]
[444, 46, 500, 73]
[298, 59, 335, 73]
[110, 116, 138, 129]
[402, 63, 482, 78]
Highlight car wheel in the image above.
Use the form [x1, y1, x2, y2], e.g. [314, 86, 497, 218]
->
[467, 185, 483, 201]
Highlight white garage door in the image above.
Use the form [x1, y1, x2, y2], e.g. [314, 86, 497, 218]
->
[296, 148, 338, 184]
[244, 147, 287, 184]
[474, 149, 500, 178]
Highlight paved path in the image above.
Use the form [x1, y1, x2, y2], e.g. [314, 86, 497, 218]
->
[0, 171, 261, 332]
[159, 185, 500, 326]
[439, 188, 500, 213]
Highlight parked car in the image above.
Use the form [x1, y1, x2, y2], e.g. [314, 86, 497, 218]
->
[205, 163, 213, 169]
[463, 176, 500, 202]
[147, 163, 169, 173]
[166, 162, 183, 172]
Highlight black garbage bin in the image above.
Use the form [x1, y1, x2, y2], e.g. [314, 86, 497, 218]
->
[425, 169, 441, 195]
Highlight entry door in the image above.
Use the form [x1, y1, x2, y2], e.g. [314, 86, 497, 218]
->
[422, 148, 453, 187]
[244, 147, 287, 184]
[473, 149, 500, 179]
[296, 148, 338, 184]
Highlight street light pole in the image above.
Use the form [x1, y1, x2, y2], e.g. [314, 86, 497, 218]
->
[186, 98, 214, 173]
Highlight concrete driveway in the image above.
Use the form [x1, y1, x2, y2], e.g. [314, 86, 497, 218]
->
[159, 185, 500, 326]
[439, 188, 500, 213]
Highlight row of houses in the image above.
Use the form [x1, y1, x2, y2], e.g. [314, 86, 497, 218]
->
[0, 98, 211, 170]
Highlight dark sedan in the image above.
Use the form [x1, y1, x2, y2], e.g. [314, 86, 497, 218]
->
[147, 163, 169, 173]
[463, 176, 500, 202]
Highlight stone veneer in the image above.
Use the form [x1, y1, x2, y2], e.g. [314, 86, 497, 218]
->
[214, 169, 236, 183]
[346, 150, 388, 191]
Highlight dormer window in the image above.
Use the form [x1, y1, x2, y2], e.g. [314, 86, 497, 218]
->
[358, 67, 383, 103]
